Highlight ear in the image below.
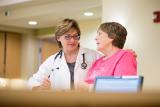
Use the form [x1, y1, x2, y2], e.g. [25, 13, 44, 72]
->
[56, 36, 60, 41]
[109, 37, 114, 43]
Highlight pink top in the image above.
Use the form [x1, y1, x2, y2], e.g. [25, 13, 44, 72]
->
[85, 49, 137, 84]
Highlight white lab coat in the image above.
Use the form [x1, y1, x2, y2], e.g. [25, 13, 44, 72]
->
[27, 47, 101, 90]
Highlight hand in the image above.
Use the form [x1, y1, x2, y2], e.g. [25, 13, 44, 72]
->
[75, 81, 90, 92]
[126, 49, 137, 58]
[32, 76, 51, 91]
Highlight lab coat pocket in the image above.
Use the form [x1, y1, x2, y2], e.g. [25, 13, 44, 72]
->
[50, 67, 60, 89]
[51, 66, 70, 90]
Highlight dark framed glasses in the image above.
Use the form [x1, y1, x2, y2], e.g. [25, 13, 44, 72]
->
[64, 34, 80, 40]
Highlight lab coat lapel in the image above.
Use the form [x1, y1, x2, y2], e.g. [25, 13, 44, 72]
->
[74, 47, 81, 71]
[61, 52, 70, 73]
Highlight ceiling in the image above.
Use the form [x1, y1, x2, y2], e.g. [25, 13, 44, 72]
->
[0, 0, 102, 29]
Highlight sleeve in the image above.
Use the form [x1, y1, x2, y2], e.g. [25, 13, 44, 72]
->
[114, 52, 137, 76]
[27, 57, 53, 89]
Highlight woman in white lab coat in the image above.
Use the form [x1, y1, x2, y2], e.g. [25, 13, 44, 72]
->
[27, 18, 101, 90]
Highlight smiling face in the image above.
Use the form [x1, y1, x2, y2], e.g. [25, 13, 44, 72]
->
[57, 28, 80, 52]
[55, 18, 81, 49]
[95, 29, 113, 53]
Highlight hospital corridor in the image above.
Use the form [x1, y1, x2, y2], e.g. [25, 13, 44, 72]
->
[0, 0, 160, 106]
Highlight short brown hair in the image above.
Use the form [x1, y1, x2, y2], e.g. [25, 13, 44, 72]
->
[55, 18, 81, 48]
[98, 22, 127, 49]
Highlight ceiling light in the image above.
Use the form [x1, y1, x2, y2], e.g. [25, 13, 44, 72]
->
[83, 12, 94, 16]
[28, 21, 38, 25]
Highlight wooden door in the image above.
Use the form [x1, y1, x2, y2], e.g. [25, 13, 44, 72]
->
[0, 32, 5, 77]
[5, 32, 21, 78]
[41, 39, 59, 62]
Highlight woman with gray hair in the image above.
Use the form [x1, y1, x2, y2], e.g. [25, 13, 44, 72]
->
[77, 22, 137, 90]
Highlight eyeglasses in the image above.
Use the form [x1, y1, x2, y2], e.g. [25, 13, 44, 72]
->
[64, 34, 80, 40]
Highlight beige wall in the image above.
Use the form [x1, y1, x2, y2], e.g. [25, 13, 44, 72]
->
[102, 0, 160, 90]
[20, 33, 39, 79]
[35, 27, 55, 39]
[79, 19, 101, 50]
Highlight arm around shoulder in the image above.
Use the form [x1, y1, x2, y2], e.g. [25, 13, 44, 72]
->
[114, 52, 137, 76]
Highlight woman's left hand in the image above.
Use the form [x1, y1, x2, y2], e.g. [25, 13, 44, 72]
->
[75, 81, 90, 92]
